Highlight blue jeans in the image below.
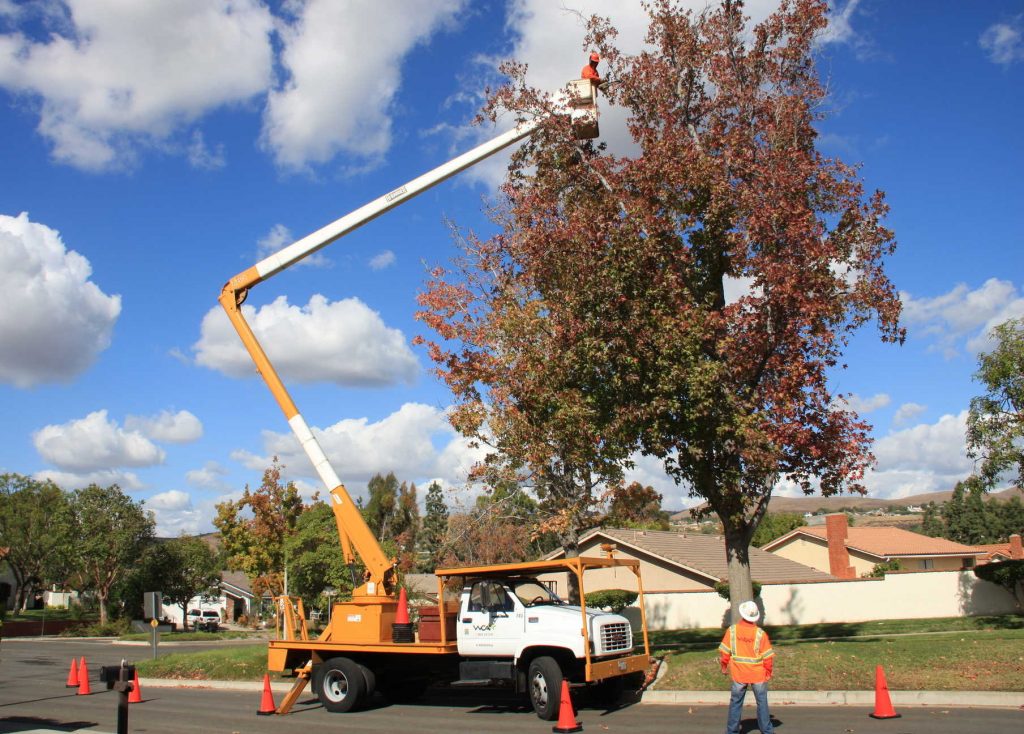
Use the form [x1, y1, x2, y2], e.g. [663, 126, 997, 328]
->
[726, 681, 773, 734]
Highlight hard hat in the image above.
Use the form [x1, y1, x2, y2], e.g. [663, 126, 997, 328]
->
[738, 601, 760, 623]
[590, 52, 600, 63]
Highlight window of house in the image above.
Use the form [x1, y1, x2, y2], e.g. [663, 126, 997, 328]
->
[962, 557, 976, 569]
[919, 559, 934, 570]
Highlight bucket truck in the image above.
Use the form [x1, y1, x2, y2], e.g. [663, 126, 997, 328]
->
[218, 78, 651, 720]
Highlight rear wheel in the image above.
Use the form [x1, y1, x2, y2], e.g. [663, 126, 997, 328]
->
[317, 657, 366, 713]
[527, 656, 563, 721]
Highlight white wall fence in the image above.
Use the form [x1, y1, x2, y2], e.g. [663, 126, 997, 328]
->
[629, 570, 1018, 630]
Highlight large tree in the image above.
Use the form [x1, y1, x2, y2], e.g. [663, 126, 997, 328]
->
[417, 481, 449, 572]
[967, 317, 1024, 489]
[68, 484, 155, 624]
[214, 459, 305, 597]
[420, 0, 902, 615]
[0, 474, 73, 611]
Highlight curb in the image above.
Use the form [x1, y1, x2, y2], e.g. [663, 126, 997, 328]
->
[640, 689, 1023, 709]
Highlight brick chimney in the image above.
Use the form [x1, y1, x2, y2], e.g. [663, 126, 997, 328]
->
[825, 513, 856, 579]
[1010, 534, 1023, 560]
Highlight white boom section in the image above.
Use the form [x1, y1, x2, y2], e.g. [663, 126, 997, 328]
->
[254, 117, 542, 280]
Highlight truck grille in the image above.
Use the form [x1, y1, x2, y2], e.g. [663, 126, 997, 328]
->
[598, 622, 632, 653]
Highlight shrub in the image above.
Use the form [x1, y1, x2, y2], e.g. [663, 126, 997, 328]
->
[585, 589, 638, 612]
[866, 559, 902, 578]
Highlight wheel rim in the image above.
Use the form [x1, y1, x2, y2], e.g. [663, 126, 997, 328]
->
[531, 670, 549, 710]
[323, 669, 350, 703]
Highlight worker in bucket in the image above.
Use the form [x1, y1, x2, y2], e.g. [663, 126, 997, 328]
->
[719, 600, 775, 734]
[581, 52, 601, 83]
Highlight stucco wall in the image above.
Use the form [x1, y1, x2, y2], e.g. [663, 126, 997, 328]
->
[625, 570, 1017, 630]
[769, 536, 972, 576]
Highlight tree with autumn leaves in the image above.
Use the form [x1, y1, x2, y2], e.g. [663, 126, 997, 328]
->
[418, 0, 903, 614]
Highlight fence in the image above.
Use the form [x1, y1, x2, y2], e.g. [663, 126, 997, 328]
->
[627, 570, 1018, 630]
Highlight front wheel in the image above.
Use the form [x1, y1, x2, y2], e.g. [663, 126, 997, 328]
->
[527, 656, 564, 721]
[317, 657, 367, 713]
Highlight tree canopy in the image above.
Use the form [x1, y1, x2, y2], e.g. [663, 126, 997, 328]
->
[418, 0, 902, 613]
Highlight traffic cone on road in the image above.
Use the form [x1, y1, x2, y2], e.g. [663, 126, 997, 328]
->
[868, 665, 901, 719]
[552, 680, 582, 733]
[65, 658, 79, 688]
[128, 669, 143, 703]
[257, 673, 276, 715]
[77, 658, 91, 695]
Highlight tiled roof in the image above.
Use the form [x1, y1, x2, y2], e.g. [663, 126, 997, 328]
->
[776, 526, 983, 558]
[563, 527, 837, 584]
[972, 542, 1014, 561]
[220, 570, 253, 596]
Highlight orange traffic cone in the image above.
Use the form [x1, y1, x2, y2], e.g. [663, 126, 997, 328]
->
[552, 679, 582, 733]
[65, 658, 79, 688]
[257, 673, 276, 715]
[395, 587, 410, 625]
[77, 657, 91, 695]
[128, 669, 143, 703]
[869, 665, 901, 719]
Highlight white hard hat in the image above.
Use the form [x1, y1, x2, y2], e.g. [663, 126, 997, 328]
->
[738, 601, 760, 623]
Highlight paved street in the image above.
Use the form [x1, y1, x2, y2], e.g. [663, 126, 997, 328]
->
[2, 638, 1020, 733]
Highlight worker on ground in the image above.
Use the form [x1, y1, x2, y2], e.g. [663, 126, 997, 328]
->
[581, 52, 601, 83]
[719, 600, 775, 734]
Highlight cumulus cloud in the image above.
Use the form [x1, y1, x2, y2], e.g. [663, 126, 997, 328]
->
[980, 15, 1024, 65]
[147, 489, 205, 536]
[864, 411, 974, 499]
[124, 410, 203, 444]
[33, 410, 165, 473]
[892, 402, 927, 427]
[837, 392, 891, 414]
[0, 0, 275, 170]
[34, 468, 143, 492]
[369, 250, 396, 271]
[256, 224, 329, 268]
[233, 402, 482, 502]
[193, 294, 419, 386]
[261, 0, 466, 170]
[0, 213, 121, 387]
[186, 461, 232, 491]
[901, 279, 1024, 357]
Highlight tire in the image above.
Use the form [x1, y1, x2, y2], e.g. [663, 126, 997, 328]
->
[358, 662, 376, 700]
[527, 656, 563, 721]
[316, 657, 367, 713]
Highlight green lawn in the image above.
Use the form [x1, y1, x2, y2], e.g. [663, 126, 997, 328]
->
[119, 630, 255, 642]
[133, 615, 1024, 690]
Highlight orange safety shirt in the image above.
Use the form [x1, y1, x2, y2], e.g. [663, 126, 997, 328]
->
[581, 64, 600, 81]
[718, 620, 774, 684]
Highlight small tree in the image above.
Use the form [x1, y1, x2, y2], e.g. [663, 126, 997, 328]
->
[751, 512, 807, 547]
[162, 536, 224, 629]
[603, 482, 670, 530]
[967, 318, 1024, 489]
[974, 560, 1024, 612]
[417, 481, 449, 572]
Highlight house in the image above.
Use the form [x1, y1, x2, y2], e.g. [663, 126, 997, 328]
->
[159, 570, 255, 626]
[539, 526, 836, 597]
[761, 513, 985, 577]
[972, 534, 1023, 564]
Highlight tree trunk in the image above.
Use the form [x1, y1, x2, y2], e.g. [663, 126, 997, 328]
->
[724, 525, 754, 625]
[181, 602, 190, 631]
[97, 590, 108, 625]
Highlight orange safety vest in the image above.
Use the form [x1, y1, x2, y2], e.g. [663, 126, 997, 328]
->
[719, 621, 774, 684]
[581, 64, 600, 81]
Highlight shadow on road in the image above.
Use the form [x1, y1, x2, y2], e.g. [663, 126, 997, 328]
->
[0, 716, 99, 733]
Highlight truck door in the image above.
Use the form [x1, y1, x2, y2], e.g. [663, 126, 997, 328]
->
[458, 580, 524, 657]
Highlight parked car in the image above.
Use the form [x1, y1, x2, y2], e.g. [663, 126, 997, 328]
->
[187, 609, 220, 632]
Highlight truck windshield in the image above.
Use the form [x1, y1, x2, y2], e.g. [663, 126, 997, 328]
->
[511, 579, 564, 607]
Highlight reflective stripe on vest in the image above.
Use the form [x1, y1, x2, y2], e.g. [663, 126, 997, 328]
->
[725, 624, 770, 664]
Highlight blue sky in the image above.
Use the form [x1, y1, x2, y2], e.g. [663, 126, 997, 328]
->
[1, 1, 1021, 535]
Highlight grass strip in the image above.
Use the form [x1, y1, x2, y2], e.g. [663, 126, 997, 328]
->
[119, 630, 255, 642]
[135, 644, 269, 681]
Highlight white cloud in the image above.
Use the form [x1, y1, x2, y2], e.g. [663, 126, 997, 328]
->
[33, 409, 165, 473]
[186, 461, 231, 491]
[0, 213, 120, 387]
[864, 411, 974, 499]
[256, 224, 330, 268]
[194, 294, 419, 386]
[980, 15, 1024, 65]
[838, 392, 891, 414]
[892, 402, 927, 427]
[187, 131, 226, 171]
[234, 402, 481, 503]
[261, 0, 466, 171]
[0, 1, 275, 171]
[124, 410, 203, 444]
[147, 489, 205, 536]
[369, 250, 396, 271]
[901, 279, 1024, 357]
[34, 468, 143, 491]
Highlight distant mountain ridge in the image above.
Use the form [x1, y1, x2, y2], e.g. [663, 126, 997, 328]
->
[670, 486, 1023, 521]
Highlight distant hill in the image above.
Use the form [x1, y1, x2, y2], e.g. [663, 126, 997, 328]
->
[672, 486, 1023, 521]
